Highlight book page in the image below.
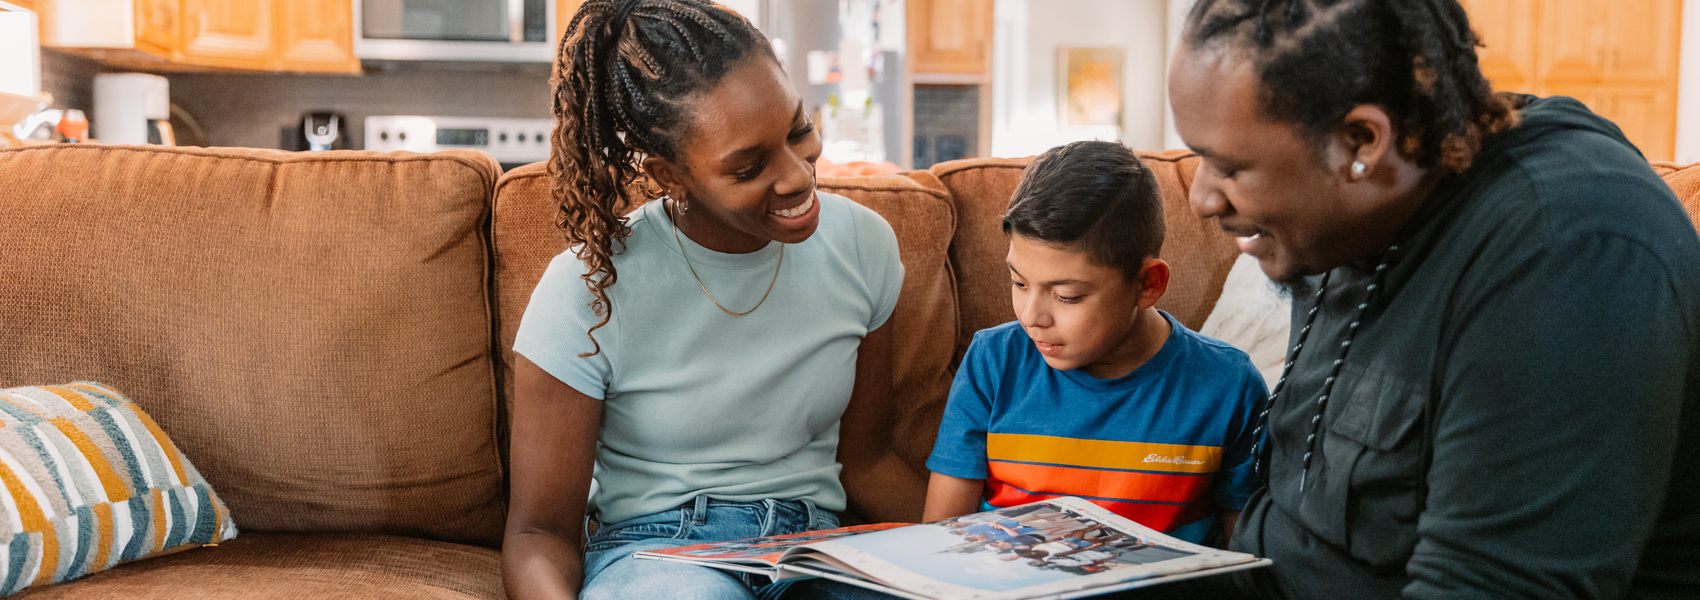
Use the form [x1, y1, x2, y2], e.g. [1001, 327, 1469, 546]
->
[635, 523, 909, 570]
[780, 497, 1263, 600]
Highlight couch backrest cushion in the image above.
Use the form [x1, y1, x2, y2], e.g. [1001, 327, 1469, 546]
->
[0, 146, 507, 547]
[928, 151, 1240, 362]
[492, 166, 959, 487]
[1653, 162, 1700, 225]
[817, 173, 960, 472]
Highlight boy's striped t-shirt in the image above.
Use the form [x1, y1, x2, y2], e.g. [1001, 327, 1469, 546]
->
[927, 316, 1266, 543]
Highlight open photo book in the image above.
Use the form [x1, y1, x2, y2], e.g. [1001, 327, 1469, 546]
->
[635, 497, 1271, 600]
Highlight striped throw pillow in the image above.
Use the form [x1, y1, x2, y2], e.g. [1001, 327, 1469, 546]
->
[0, 382, 237, 593]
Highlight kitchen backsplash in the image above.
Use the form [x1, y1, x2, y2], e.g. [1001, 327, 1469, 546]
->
[40, 48, 98, 115]
[912, 84, 980, 170]
[38, 52, 553, 151]
[168, 62, 553, 150]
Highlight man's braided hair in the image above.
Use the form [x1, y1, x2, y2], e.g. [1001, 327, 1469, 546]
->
[1183, 0, 1521, 173]
[549, 0, 770, 356]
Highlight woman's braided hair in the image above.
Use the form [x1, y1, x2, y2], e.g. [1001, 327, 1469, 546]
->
[1183, 0, 1520, 173]
[549, 0, 769, 356]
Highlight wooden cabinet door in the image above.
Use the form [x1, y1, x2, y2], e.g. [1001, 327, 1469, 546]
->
[1535, 0, 1608, 84]
[275, 0, 358, 73]
[1599, 0, 1681, 81]
[909, 0, 992, 82]
[1459, 0, 1539, 93]
[1600, 84, 1677, 160]
[135, 0, 180, 56]
[1463, 0, 1682, 161]
[179, 0, 274, 69]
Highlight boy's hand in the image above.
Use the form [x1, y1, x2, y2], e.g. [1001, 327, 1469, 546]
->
[923, 472, 985, 522]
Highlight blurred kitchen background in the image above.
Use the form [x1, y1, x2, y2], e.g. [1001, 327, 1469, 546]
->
[4, 0, 1698, 167]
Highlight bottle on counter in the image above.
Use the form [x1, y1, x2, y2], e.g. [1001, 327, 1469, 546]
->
[57, 109, 88, 143]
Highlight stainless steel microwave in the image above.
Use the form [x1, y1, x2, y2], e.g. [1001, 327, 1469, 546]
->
[353, 0, 557, 62]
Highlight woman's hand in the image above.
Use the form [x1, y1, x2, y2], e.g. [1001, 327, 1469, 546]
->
[503, 356, 603, 600]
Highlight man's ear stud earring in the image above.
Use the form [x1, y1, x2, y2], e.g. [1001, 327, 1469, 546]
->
[1351, 161, 1367, 175]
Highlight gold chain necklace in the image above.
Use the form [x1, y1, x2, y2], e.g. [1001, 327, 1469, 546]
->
[668, 199, 783, 316]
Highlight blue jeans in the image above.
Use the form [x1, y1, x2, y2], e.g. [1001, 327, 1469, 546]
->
[581, 497, 841, 600]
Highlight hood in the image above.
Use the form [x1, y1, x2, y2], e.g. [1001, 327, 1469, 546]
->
[1490, 93, 1643, 160]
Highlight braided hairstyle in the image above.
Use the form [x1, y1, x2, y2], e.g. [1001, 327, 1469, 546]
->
[1182, 0, 1520, 173]
[550, 0, 770, 356]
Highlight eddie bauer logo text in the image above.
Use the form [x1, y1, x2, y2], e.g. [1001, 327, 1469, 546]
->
[1144, 454, 1205, 465]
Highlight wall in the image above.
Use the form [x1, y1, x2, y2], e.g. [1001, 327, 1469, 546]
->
[1163, 0, 1188, 151]
[990, 0, 1169, 157]
[1678, 0, 1698, 164]
[164, 62, 552, 150]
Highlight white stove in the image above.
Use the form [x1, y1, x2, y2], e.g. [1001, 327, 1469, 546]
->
[364, 115, 553, 166]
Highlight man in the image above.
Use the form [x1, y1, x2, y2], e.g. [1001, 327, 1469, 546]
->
[1162, 1, 1700, 598]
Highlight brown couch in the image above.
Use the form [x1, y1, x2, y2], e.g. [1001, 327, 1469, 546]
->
[1, 143, 1695, 598]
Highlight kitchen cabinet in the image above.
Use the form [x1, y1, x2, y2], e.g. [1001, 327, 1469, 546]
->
[1459, 0, 1682, 161]
[178, 0, 275, 70]
[275, 0, 360, 72]
[42, 0, 359, 74]
[135, 0, 180, 57]
[908, 0, 993, 84]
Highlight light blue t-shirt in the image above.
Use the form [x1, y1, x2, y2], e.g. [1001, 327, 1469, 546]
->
[513, 192, 903, 524]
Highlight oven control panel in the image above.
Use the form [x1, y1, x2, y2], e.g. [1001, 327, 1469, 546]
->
[364, 116, 553, 165]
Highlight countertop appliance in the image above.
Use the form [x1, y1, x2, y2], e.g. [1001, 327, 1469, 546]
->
[365, 115, 553, 170]
[302, 112, 350, 151]
[93, 73, 174, 145]
[354, 0, 556, 62]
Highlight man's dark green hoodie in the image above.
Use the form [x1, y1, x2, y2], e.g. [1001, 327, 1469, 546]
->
[1232, 95, 1700, 600]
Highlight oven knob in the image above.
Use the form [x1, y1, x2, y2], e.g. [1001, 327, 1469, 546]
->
[499, 133, 508, 143]
[398, 131, 407, 141]
[379, 131, 389, 141]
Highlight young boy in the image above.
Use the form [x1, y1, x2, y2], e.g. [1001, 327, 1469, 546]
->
[924, 140, 1267, 546]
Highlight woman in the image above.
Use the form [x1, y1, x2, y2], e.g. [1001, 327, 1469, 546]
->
[502, 1, 925, 598]
[1165, 1, 1699, 599]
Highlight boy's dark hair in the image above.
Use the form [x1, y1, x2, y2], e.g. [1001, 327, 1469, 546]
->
[1002, 140, 1165, 280]
[1182, 0, 1519, 173]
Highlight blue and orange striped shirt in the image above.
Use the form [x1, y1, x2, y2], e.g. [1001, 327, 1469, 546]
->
[927, 315, 1266, 543]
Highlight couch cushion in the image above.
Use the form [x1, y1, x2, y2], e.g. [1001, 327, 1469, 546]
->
[492, 165, 959, 497]
[1652, 161, 1700, 226]
[0, 382, 239, 594]
[929, 151, 1239, 362]
[817, 173, 959, 476]
[0, 146, 506, 547]
[10, 532, 502, 599]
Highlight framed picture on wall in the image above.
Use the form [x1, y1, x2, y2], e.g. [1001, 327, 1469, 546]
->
[1057, 47, 1125, 129]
